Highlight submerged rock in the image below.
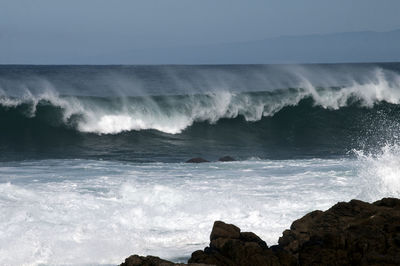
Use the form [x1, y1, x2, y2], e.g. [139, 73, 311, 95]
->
[120, 197, 400, 266]
[120, 255, 211, 266]
[121, 255, 175, 266]
[217, 156, 235, 162]
[186, 157, 209, 163]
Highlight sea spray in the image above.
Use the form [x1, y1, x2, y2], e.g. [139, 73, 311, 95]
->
[1, 64, 400, 135]
[355, 144, 400, 201]
[1, 77, 400, 135]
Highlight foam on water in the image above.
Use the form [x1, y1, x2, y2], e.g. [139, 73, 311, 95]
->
[0, 157, 382, 265]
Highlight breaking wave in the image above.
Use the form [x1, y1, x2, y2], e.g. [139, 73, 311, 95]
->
[1, 67, 400, 135]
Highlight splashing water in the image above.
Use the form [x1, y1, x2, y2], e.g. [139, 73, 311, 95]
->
[355, 144, 400, 201]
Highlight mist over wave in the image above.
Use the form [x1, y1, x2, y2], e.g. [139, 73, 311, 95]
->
[1, 66, 400, 134]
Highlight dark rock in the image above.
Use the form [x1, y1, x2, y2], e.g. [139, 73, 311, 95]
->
[217, 156, 235, 162]
[278, 197, 400, 265]
[209, 221, 240, 241]
[240, 231, 267, 248]
[189, 221, 295, 266]
[120, 255, 175, 266]
[373, 197, 400, 208]
[120, 254, 212, 266]
[186, 157, 209, 163]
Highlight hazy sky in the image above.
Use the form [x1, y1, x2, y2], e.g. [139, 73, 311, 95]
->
[1, 0, 400, 63]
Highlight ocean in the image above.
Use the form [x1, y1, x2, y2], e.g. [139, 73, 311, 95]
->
[1, 63, 400, 265]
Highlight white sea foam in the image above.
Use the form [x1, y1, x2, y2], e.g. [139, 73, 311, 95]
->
[0, 158, 362, 265]
[1, 145, 400, 265]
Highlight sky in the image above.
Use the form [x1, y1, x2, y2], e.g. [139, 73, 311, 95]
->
[1, 0, 400, 64]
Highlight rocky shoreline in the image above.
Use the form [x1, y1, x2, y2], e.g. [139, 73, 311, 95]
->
[120, 198, 400, 266]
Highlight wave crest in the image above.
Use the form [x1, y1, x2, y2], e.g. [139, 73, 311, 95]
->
[1, 68, 400, 134]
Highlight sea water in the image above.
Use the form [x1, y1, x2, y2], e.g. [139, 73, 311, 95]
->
[1, 63, 400, 265]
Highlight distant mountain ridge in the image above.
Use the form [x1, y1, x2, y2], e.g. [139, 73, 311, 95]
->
[97, 29, 400, 64]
